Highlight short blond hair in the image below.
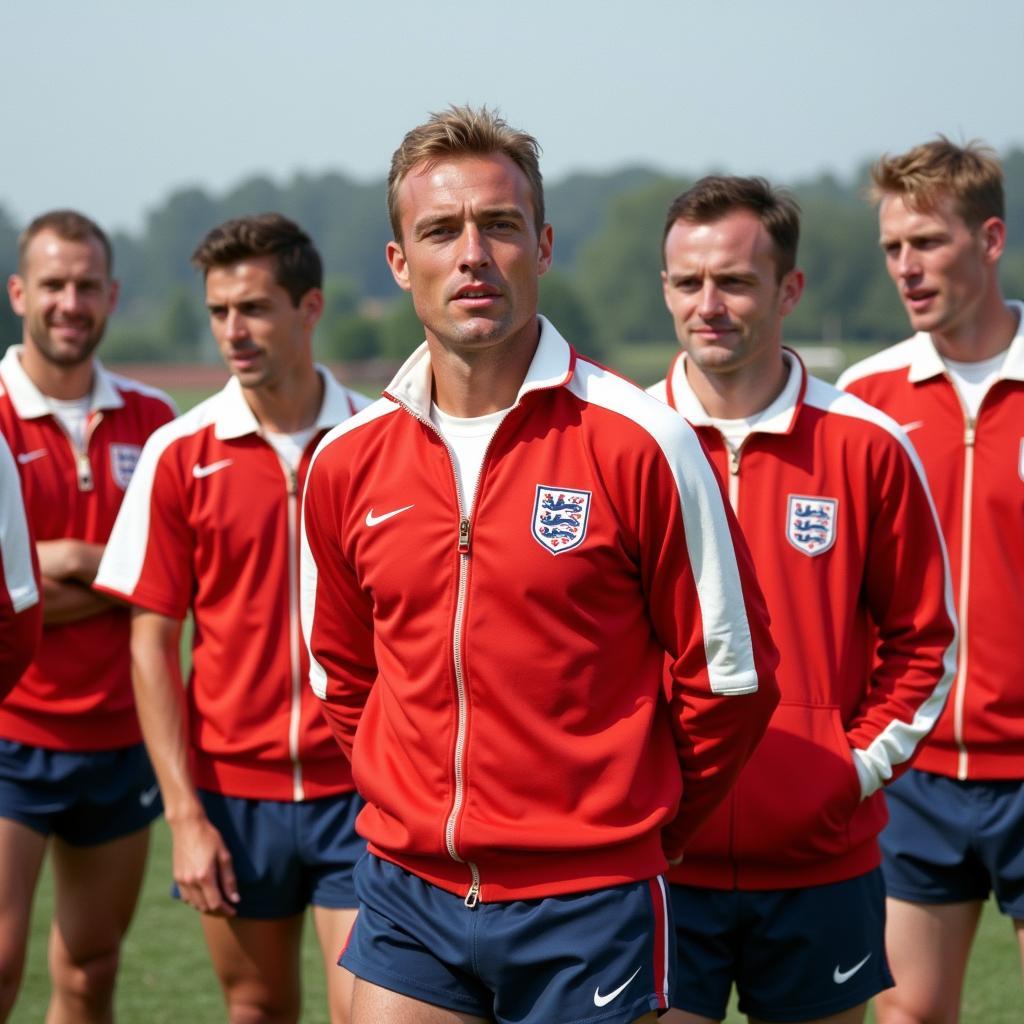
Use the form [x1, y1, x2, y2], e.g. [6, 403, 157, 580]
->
[387, 105, 544, 241]
[871, 135, 1004, 228]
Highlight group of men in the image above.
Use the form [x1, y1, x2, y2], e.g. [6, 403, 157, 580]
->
[0, 107, 1019, 1024]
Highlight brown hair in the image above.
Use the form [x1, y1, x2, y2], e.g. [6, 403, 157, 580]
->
[191, 213, 322, 307]
[387, 105, 545, 241]
[18, 210, 113, 276]
[871, 135, 1004, 227]
[663, 175, 801, 280]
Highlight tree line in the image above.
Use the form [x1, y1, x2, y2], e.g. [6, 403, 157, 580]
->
[2, 147, 1023, 363]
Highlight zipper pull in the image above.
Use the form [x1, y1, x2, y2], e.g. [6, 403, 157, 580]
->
[76, 452, 94, 491]
[464, 875, 480, 908]
[728, 449, 740, 475]
[964, 418, 976, 447]
[458, 517, 471, 554]
[287, 468, 298, 495]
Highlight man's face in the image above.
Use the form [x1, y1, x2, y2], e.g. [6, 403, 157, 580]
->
[661, 210, 802, 377]
[878, 192, 1001, 336]
[386, 153, 553, 357]
[7, 230, 118, 367]
[205, 256, 321, 392]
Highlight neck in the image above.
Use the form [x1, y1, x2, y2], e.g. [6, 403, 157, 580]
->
[243, 366, 324, 434]
[19, 343, 94, 401]
[428, 319, 540, 418]
[685, 351, 789, 420]
[932, 290, 1017, 362]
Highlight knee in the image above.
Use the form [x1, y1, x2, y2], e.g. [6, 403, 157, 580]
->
[51, 946, 120, 1009]
[0, 944, 27, 1019]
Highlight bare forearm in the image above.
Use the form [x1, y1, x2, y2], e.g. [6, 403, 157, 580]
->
[41, 577, 113, 624]
[37, 539, 105, 585]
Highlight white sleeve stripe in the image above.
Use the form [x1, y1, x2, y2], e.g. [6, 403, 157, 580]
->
[804, 380, 959, 795]
[568, 362, 759, 695]
[0, 442, 38, 612]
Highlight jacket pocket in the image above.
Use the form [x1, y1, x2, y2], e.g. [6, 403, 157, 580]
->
[733, 702, 861, 866]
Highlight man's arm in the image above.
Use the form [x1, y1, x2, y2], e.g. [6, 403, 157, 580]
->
[37, 538, 116, 624]
[847, 425, 957, 797]
[300, 445, 377, 759]
[642, 422, 780, 861]
[130, 609, 238, 916]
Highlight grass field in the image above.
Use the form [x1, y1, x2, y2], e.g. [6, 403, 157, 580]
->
[12, 818, 1021, 1021]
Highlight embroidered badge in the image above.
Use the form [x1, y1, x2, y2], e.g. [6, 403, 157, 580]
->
[110, 444, 142, 489]
[531, 485, 592, 555]
[786, 495, 838, 556]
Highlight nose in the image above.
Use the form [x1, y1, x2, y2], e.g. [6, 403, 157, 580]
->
[697, 281, 725, 319]
[895, 245, 920, 280]
[58, 283, 84, 312]
[457, 224, 490, 272]
[224, 310, 249, 342]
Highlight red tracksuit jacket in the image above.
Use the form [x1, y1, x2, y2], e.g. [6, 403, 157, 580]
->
[839, 304, 1024, 781]
[651, 350, 957, 888]
[301, 318, 780, 904]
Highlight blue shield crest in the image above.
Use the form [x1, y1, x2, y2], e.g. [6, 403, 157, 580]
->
[531, 485, 592, 555]
[109, 444, 142, 489]
[786, 495, 838, 557]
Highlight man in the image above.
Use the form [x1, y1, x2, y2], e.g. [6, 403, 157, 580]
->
[0, 433, 40, 698]
[96, 213, 369, 1024]
[301, 106, 780, 1024]
[0, 210, 175, 1022]
[838, 137, 1024, 1023]
[650, 175, 957, 1024]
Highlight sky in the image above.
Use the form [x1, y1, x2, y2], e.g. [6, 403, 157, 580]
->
[2, 0, 1021, 235]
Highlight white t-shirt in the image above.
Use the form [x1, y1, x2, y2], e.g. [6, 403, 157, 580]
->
[430, 404, 509, 514]
[708, 352, 802, 455]
[264, 427, 319, 472]
[44, 395, 91, 451]
[943, 350, 1008, 419]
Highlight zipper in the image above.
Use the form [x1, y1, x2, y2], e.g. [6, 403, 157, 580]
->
[953, 413, 975, 780]
[54, 411, 102, 491]
[725, 442, 741, 512]
[391, 396, 514, 908]
[267, 443, 305, 801]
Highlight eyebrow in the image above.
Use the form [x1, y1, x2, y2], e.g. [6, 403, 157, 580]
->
[411, 206, 527, 237]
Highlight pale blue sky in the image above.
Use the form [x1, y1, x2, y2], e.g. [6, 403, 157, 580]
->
[2, 0, 1021, 233]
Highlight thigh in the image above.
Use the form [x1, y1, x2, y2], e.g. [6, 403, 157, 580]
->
[736, 871, 892, 1022]
[49, 826, 150, 960]
[312, 905, 358, 1024]
[669, 884, 740, 1021]
[202, 913, 304, 1021]
[0, 817, 48, 969]
[351, 978, 488, 1024]
[873, 897, 981, 1024]
[750, 1006, 867, 1024]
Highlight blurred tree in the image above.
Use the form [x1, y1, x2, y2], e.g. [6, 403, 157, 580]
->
[538, 269, 599, 356]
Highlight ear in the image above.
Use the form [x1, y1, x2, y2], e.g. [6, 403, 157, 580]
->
[300, 287, 324, 328]
[778, 268, 805, 318]
[107, 279, 121, 316]
[536, 224, 554, 277]
[660, 269, 672, 311]
[979, 216, 1006, 264]
[386, 240, 412, 293]
[7, 274, 25, 316]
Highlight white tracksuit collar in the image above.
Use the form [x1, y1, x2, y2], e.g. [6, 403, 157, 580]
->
[385, 315, 573, 421]
[667, 347, 804, 436]
[0, 345, 124, 420]
[213, 365, 353, 440]
[906, 300, 1024, 383]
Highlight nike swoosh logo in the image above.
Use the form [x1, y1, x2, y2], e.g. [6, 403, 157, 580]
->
[594, 965, 642, 1007]
[899, 420, 925, 433]
[365, 504, 415, 527]
[139, 784, 161, 808]
[192, 459, 234, 478]
[17, 449, 47, 465]
[833, 952, 871, 984]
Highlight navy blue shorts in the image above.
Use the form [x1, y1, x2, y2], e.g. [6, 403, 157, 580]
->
[343, 854, 673, 1023]
[175, 788, 365, 919]
[670, 870, 893, 1023]
[881, 768, 1024, 918]
[0, 740, 161, 846]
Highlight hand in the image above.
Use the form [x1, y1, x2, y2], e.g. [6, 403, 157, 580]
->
[170, 814, 240, 917]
